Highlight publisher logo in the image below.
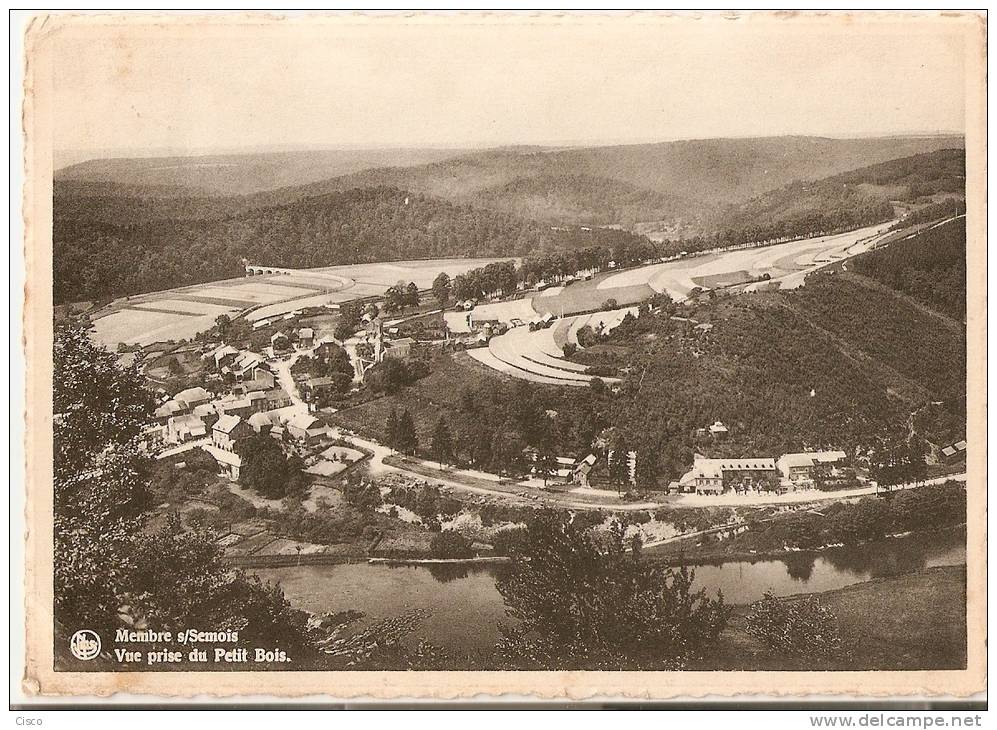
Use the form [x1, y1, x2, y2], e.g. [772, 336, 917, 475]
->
[70, 630, 101, 661]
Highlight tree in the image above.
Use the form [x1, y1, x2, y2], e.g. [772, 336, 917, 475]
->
[634, 444, 660, 491]
[491, 431, 526, 476]
[396, 410, 418, 456]
[54, 323, 155, 635]
[534, 448, 557, 487]
[495, 511, 730, 670]
[607, 432, 630, 495]
[335, 301, 363, 341]
[385, 408, 399, 452]
[431, 272, 452, 306]
[405, 281, 420, 308]
[431, 417, 454, 467]
[343, 479, 383, 512]
[383, 283, 406, 314]
[214, 313, 232, 337]
[236, 435, 306, 499]
[127, 514, 312, 654]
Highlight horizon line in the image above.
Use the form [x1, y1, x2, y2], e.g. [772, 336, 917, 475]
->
[55, 129, 966, 166]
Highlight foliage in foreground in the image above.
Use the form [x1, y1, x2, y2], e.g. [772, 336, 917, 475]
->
[495, 511, 731, 670]
[744, 591, 843, 658]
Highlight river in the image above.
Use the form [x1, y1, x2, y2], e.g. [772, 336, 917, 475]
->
[251, 527, 965, 653]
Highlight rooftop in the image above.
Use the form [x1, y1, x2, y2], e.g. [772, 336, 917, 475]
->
[213, 414, 244, 434]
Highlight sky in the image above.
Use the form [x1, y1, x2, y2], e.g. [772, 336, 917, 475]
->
[49, 14, 969, 160]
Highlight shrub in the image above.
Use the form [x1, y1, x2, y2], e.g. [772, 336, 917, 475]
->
[429, 530, 473, 559]
[744, 591, 842, 658]
[562, 342, 578, 357]
[490, 526, 528, 556]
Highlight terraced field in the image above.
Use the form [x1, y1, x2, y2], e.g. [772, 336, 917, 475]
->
[464, 221, 898, 386]
[468, 307, 637, 387]
[90, 257, 512, 348]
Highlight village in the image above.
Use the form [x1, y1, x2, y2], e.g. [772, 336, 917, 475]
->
[131, 261, 947, 515]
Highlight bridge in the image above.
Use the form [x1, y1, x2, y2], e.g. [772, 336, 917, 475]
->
[245, 264, 296, 276]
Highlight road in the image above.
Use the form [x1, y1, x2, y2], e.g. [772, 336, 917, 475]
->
[331, 425, 965, 512]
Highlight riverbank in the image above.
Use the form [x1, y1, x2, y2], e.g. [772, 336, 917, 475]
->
[697, 565, 966, 671]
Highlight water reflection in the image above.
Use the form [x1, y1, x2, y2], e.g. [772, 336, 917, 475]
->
[783, 552, 817, 582]
[252, 527, 965, 652]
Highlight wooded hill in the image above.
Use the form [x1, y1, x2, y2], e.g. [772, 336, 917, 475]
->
[705, 148, 965, 245]
[54, 186, 654, 304]
[331, 220, 966, 479]
[57, 135, 963, 226]
[53, 140, 966, 305]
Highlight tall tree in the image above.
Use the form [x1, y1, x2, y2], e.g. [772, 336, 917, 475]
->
[431, 417, 454, 467]
[405, 281, 420, 308]
[607, 432, 630, 495]
[431, 272, 452, 307]
[384, 408, 399, 452]
[496, 511, 730, 670]
[634, 443, 660, 492]
[236, 435, 306, 499]
[53, 322, 155, 634]
[534, 448, 558, 487]
[396, 410, 418, 456]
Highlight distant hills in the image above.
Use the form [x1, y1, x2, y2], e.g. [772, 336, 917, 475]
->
[55, 147, 471, 196]
[57, 135, 963, 228]
[53, 136, 966, 305]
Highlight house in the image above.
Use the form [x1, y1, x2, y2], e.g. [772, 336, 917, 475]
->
[572, 454, 598, 487]
[286, 413, 326, 442]
[192, 402, 221, 430]
[154, 399, 186, 424]
[383, 337, 416, 360]
[204, 443, 242, 480]
[708, 420, 728, 439]
[203, 344, 239, 369]
[140, 424, 166, 451]
[219, 396, 256, 420]
[941, 440, 968, 463]
[297, 327, 315, 348]
[300, 376, 342, 403]
[228, 351, 265, 381]
[212, 414, 254, 451]
[776, 451, 848, 487]
[246, 391, 269, 410]
[689, 458, 724, 494]
[235, 369, 276, 393]
[174, 386, 212, 410]
[264, 387, 292, 410]
[166, 414, 207, 444]
[248, 411, 276, 435]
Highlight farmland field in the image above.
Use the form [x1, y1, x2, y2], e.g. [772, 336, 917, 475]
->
[89, 257, 515, 348]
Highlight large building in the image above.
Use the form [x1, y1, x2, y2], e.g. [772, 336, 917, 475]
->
[776, 451, 848, 487]
[688, 455, 778, 494]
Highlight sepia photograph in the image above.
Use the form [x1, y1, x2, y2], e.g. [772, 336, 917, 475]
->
[15, 10, 986, 704]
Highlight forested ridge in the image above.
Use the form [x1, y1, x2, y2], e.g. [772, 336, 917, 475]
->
[55, 187, 645, 304]
[704, 149, 965, 246]
[852, 217, 966, 321]
[53, 146, 966, 305]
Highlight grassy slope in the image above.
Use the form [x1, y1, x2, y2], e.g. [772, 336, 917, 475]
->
[700, 565, 966, 671]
